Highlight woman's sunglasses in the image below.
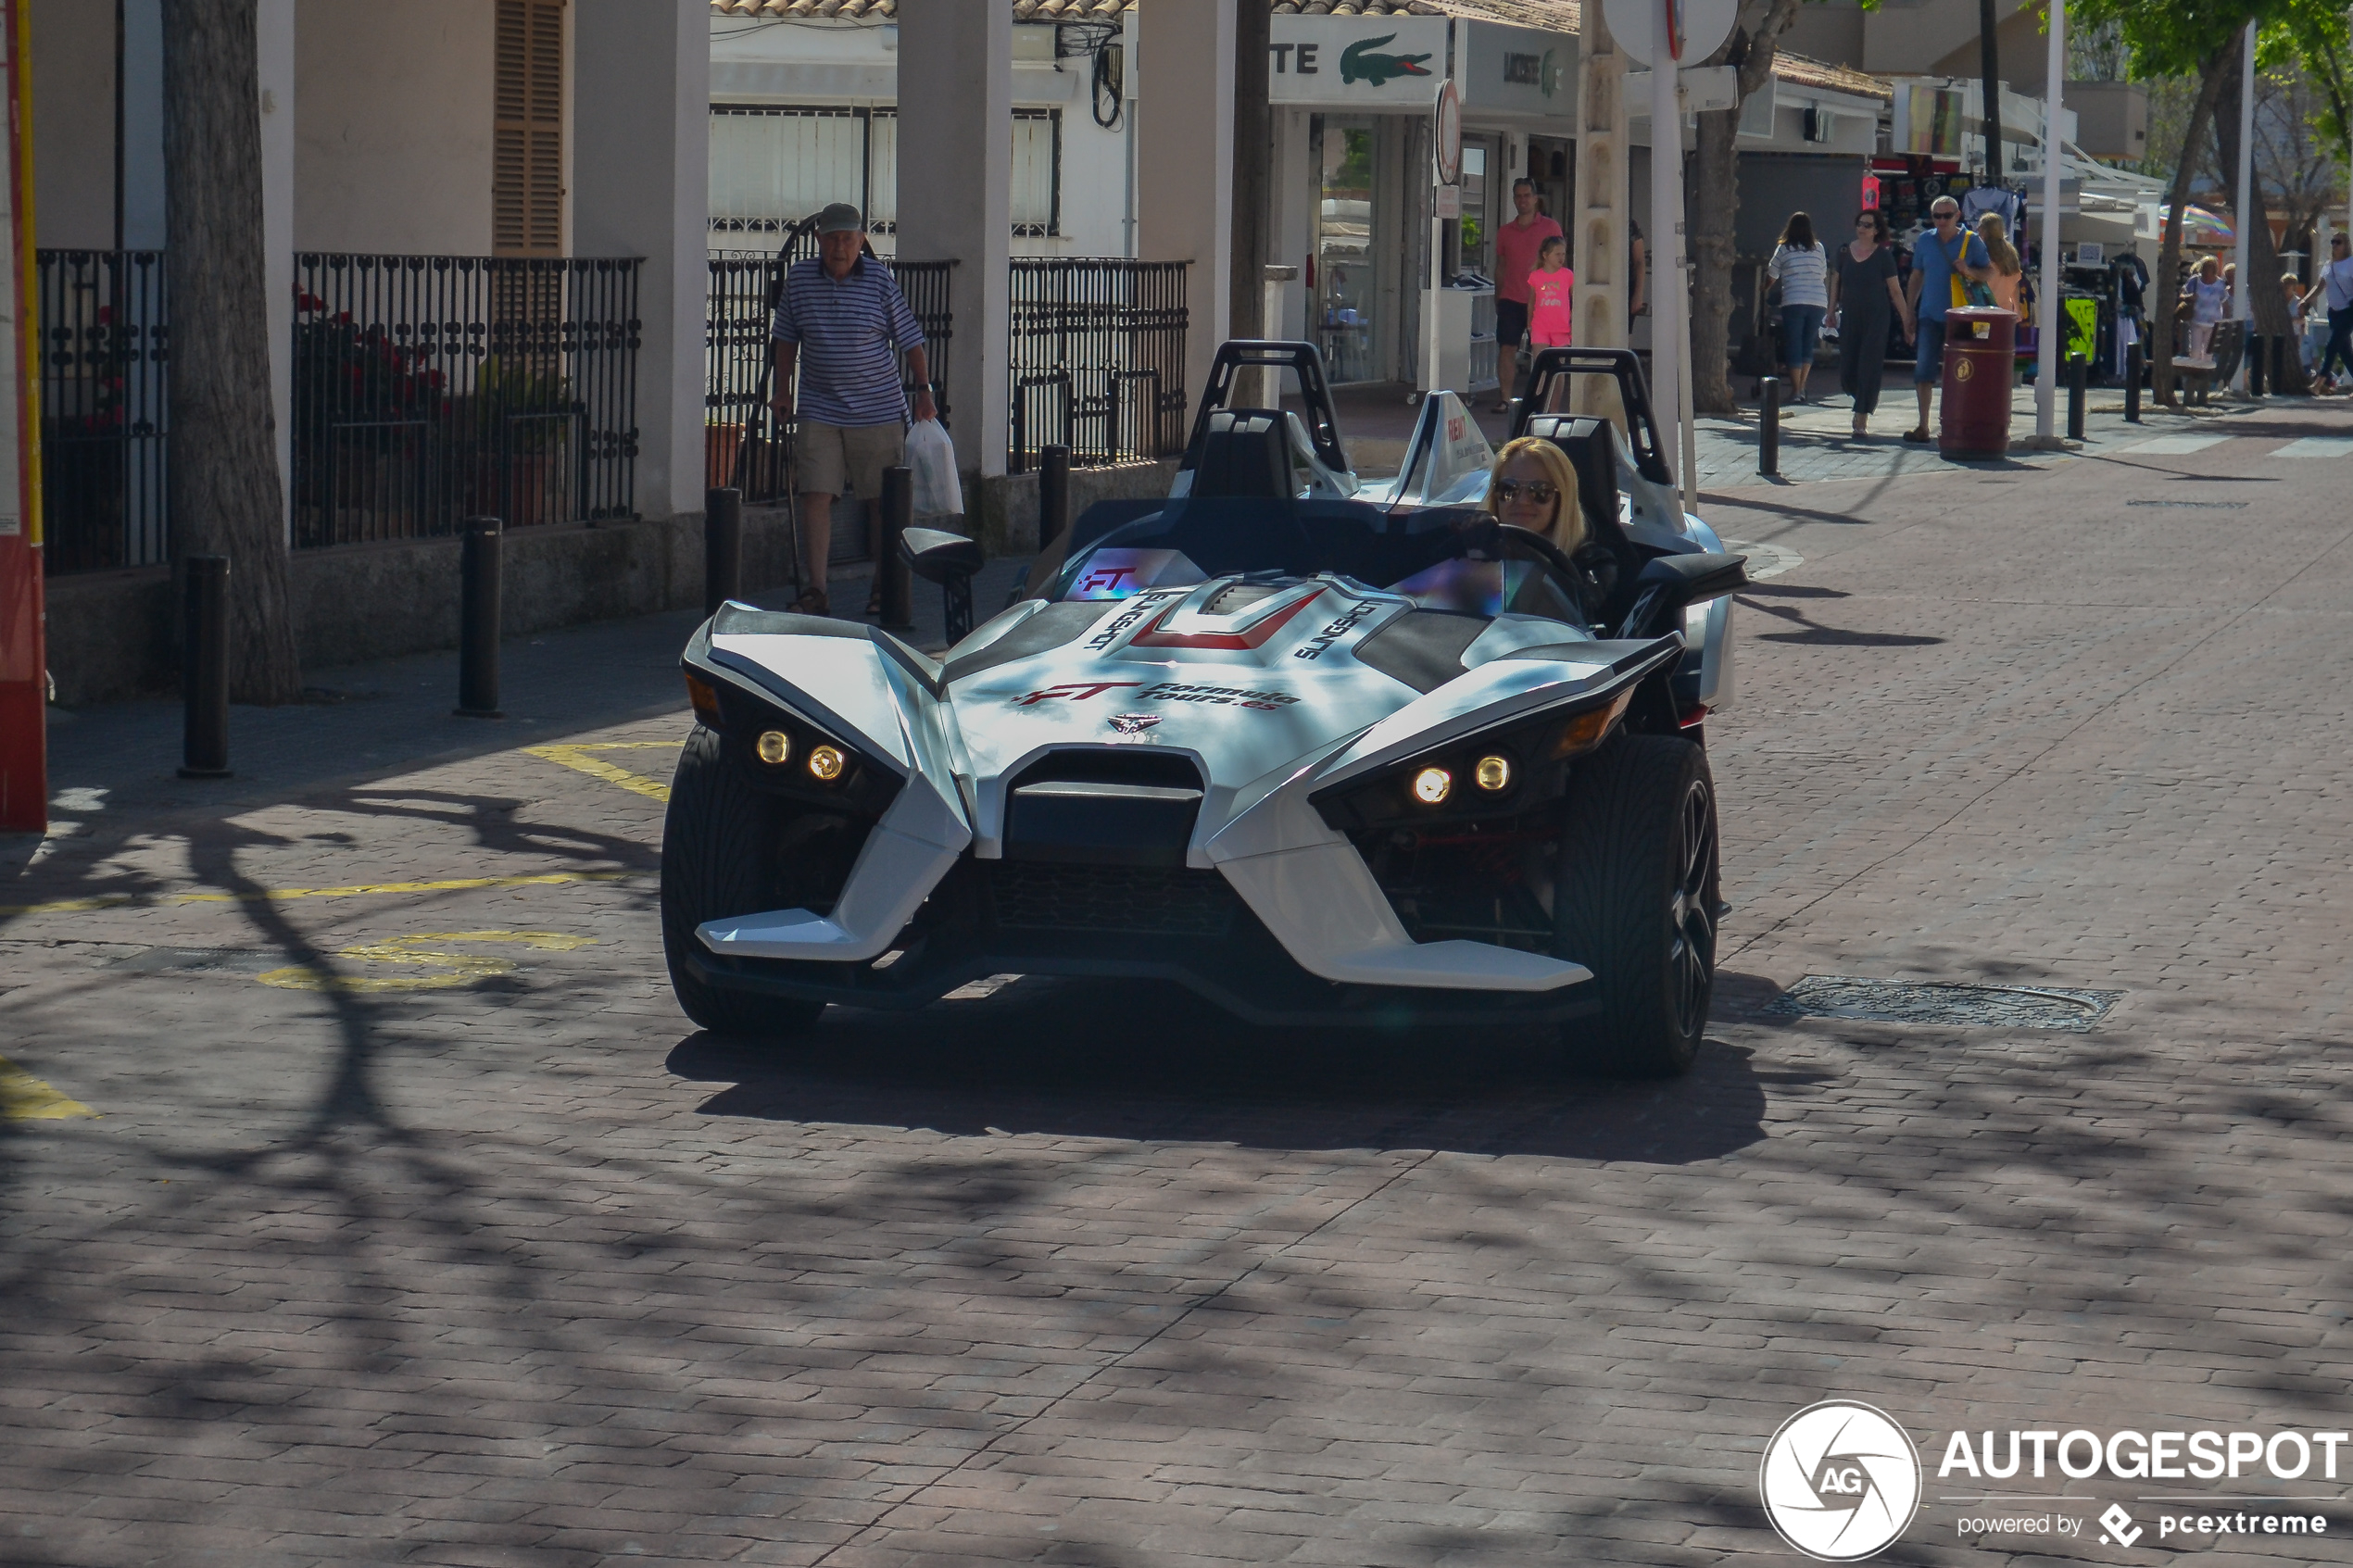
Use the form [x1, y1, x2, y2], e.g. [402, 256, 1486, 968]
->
[1493, 479, 1559, 504]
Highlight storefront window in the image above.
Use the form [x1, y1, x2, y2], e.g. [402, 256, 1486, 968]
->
[1316, 119, 1380, 383]
[1458, 143, 1491, 279]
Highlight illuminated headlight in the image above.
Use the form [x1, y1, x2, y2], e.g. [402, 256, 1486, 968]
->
[807, 745, 847, 783]
[1474, 754, 1512, 792]
[754, 729, 791, 765]
[1411, 766, 1453, 805]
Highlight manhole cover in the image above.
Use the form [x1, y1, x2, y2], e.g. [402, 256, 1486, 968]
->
[2124, 499, 2246, 509]
[1767, 976, 2122, 1032]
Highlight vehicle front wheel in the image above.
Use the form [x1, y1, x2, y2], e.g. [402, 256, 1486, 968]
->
[1552, 734, 1719, 1077]
[661, 726, 826, 1040]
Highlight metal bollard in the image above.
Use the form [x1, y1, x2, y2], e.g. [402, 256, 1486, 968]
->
[2247, 333, 2267, 397]
[2066, 355, 2087, 443]
[178, 555, 232, 779]
[2125, 343, 2143, 423]
[704, 486, 742, 616]
[1038, 444, 1071, 550]
[455, 517, 504, 719]
[1758, 377, 1781, 478]
[878, 466, 914, 633]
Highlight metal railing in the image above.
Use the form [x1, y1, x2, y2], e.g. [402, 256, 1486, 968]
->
[705, 238, 952, 502]
[292, 254, 641, 548]
[36, 250, 169, 575]
[1007, 258, 1188, 473]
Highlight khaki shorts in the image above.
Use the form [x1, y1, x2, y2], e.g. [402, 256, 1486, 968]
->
[797, 419, 904, 501]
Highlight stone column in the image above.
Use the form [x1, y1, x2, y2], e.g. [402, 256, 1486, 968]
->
[258, 0, 293, 536]
[897, 0, 1011, 479]
[1137, 0, 1235, 416]
[1571, 6, 1629, 357]
[1570, 6, 1629, 424]
[573, 0, 711, 522]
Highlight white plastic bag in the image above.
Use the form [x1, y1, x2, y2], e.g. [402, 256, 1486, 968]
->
[904, 418, 963, 519]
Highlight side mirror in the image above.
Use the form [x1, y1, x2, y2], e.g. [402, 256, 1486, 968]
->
[1616, 551, 1747, 640]
[900, 526, 983, 585]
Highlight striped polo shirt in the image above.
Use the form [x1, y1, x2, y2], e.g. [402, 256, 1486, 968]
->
[772, 256, 925, 429]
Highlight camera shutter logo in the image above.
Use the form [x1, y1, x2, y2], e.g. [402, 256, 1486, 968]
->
[1759, 1401, 1923, 1562]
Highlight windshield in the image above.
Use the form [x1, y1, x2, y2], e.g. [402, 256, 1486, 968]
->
[1053, 497, 1588, 627]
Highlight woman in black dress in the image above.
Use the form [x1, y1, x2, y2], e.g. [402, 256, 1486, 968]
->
[1827, 210, 1914, 439]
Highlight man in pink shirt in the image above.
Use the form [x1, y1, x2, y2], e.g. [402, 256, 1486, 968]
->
[1492, 179, 1563, 408]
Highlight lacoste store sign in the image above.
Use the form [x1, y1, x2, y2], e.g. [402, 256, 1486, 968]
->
[1269, 16, 1449, 107]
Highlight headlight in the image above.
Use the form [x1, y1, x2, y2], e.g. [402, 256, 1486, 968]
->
[685, 664, 905, 819]
[1312, 688, 1633, 833]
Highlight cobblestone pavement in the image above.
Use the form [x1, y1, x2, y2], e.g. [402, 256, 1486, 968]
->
[5, 404, 2353, 1566]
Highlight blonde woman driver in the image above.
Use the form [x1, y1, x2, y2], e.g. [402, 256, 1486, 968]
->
[1484, 435, 1587, 552]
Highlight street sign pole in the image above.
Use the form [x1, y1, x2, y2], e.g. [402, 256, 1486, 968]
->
[0, 0, 44, 834]
[2231, 19, 2256, 396]
[2033, 0, 2066, 443]
[1648, 0, 1681, 495]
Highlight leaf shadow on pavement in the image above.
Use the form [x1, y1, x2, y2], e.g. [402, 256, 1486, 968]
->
[664, 976, 1773, 1164]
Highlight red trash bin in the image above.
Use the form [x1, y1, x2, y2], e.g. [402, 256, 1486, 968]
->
[1938, 307, 2019, 458]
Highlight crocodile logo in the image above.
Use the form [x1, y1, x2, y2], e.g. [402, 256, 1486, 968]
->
[1340, 33, 1433, 86]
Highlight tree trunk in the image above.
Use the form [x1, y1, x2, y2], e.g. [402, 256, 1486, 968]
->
[164, 0, 300, 704]
[2214, 29, 2309, 395]
[2151, 56, 2229, 409]
[1690, 0, 1802, 415]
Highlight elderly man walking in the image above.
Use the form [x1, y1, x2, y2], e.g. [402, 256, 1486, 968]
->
[771, 202, 935, 618]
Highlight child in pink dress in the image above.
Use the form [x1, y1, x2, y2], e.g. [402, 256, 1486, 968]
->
[1527, 236, 1575, 348]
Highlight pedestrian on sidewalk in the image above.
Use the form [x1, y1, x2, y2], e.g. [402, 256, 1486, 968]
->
[1492, 180, 1563, 409]
[1768, 212, 1830, 401]
[2318, 232, 2353, 392]
[1828, 209, 1910, 439]
[1900, 196, 1994, 442]
[2182, 257, 2228, 361]
[1527, 235, 1575, 349]
[1975, 214, 2023, 318]
[771, 202, 935, 620]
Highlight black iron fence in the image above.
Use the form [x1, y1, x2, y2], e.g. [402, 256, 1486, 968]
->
[705, 239, 952, 502]
[292, 254, 641, 547]
[36, 250, 170, 575]
[1007, 258, 1188, 472]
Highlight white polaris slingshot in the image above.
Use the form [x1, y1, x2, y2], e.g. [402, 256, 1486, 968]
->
[663, 345, 1745, 1075]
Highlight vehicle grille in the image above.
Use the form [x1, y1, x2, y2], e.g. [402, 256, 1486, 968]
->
[983, 861, 1242, 937]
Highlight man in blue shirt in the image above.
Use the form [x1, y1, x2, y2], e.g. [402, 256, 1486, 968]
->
[772, 203, 936, 617]
[1901, 195, 1994, 442]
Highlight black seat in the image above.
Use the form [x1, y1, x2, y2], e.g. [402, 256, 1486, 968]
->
[1519, 414, 1648, 630]
[1189, 411, 1293, 499]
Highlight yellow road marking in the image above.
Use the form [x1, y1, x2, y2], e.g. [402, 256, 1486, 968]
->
[0, 1057, 95, 1120]
[258, 930, 599, 994]
[524, 742, 679, 803]
[0, 870, 638, 921]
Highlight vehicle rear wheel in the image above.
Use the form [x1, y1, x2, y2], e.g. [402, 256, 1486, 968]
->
[1552, 733, 1719, 1077]
[661, 726, 825, 1039]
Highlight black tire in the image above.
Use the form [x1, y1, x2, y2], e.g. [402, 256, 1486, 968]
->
[660, 726, 825, 1039]
[1552, 733, 1720, 1077]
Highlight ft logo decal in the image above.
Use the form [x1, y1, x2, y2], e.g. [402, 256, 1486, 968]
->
[1013, 682, 1142, 707]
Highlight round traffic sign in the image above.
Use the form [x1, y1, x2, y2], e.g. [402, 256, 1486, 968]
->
[1434, 80, 1463, 185]
[1602, 0, 1738, 68]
